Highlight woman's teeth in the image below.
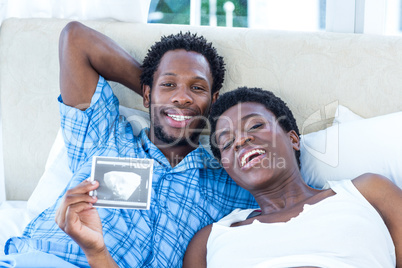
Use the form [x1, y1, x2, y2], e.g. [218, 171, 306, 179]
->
[241, 149, 266, 167]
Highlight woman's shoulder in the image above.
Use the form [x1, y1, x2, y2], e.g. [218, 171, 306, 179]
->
[352, 173, 396, 196]
[351, 173, 401, 213]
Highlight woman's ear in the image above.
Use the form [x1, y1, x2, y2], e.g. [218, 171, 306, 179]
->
[143, 85, 151, 108]
[289, 130, 300, 151]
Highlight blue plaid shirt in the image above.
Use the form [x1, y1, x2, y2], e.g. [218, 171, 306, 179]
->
[5, 76, 257, 267]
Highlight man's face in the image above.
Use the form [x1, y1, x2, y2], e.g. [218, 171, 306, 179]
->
[143, 49, 219, 148]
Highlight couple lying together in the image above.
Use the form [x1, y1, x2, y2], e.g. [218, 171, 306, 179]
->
[3, 21, 401, 267]
[64, 87, 401, 268]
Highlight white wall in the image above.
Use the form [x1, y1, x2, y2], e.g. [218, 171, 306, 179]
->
[0, 0, 151, 25]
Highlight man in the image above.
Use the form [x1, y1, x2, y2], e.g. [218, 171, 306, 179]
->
[4, 22, 256, 267]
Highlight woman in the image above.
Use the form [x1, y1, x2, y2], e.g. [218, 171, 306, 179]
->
[183, 87, 401, 268]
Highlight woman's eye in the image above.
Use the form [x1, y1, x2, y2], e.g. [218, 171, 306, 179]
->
[249, 123, 263, 130]
[222, 140, 233, 150]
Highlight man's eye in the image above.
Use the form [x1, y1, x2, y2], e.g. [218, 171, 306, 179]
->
[162, 83, 174, 87]
[192, 85, 205, 91]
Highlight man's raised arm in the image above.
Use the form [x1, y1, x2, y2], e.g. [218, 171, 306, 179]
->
[59, 21, 142, 110]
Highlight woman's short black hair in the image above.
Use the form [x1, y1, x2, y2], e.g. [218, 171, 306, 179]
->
[140, 31, 225, 95]
[209, 86, 301, 169]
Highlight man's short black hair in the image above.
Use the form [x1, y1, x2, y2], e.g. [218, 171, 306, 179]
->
[140, 31, 225, 95]
[209, 86, 301, 169]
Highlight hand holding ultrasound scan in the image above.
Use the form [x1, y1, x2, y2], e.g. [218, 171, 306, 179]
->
[55, 156, 153, 267]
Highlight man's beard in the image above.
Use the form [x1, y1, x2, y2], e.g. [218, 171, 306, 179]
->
[153, 120, 206, 147]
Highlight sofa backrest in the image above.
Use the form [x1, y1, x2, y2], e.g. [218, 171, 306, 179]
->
[1, 18, 402, 200]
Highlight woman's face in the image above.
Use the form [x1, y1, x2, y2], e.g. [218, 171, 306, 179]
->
[214, 102, 299, 191]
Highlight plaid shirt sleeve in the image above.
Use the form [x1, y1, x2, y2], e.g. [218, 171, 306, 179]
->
[58, 75, 121, 173]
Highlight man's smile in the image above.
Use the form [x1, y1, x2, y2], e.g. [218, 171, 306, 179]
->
[162, 107, 199, 128]
[167, 114, 194, 121]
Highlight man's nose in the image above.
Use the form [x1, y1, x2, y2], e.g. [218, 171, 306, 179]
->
[171, 86, 193, 106]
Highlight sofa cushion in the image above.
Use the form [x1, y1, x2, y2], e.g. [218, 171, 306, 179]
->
[301, 109, 402, 189]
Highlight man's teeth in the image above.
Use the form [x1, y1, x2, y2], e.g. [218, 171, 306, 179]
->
[241, 149, 266, 167]
[167, 114, 193, 121]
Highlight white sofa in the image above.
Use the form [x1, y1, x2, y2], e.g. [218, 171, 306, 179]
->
[0, 18, 401, 254]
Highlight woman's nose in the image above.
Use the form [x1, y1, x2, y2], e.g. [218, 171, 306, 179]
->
[234, 134, 253, 151]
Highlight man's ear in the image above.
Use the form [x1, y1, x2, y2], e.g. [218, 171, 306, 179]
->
[211, 91, 219, 105]
[143, 85, 151, 108]
[289, 130, 300, 151]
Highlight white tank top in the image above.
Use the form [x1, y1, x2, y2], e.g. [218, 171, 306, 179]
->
[207, 180, 395, 268]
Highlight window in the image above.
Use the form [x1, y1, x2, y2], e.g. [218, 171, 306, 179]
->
[2, 0, 402, 36]
[148, 0, 325, 31]
[148, 0, 248, 28]
[247, 0, 325, 31]
[148, 0, 402, 36]
[385, 0, 402, 35]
